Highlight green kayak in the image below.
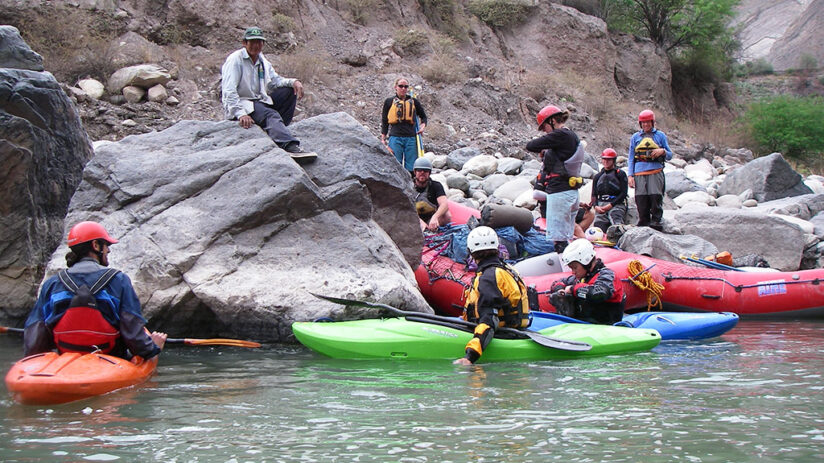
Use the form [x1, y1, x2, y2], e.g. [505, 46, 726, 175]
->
[292, 317, 661, 363]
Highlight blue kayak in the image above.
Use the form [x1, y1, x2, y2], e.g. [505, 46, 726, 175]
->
[529, 311, 739, 340]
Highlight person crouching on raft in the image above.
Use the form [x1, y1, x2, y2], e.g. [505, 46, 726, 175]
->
[549, 239, 624, 325]
[412, 157, 451, 231]
[23, 221, 166, 359]
[454, 226, 530, 365]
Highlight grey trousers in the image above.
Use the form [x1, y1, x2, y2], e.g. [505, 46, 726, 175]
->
[250, 87, 299, 147]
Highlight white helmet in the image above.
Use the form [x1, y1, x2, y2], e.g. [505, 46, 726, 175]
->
[467, 226, 499, 253]
[561, 239, 596, 266]
[585, 227, 604, 242]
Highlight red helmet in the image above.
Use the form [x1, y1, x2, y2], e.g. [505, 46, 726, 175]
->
[601, 148, 617, 159]
[638, 110, 655, 122]
[536, 105, 566, 128]
[67, 221, 119, 247]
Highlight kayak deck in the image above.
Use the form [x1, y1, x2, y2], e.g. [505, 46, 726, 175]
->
[292, 317, 660, 362]
[5, 352, 157, 405]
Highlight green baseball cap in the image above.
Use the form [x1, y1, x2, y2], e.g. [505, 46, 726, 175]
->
[243, 27, 267, 41]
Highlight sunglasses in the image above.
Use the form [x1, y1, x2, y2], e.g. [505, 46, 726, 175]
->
[397, 84, 409, 88]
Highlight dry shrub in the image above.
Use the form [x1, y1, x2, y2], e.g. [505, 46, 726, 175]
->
[277, 47, 337, 86]
[393, 29, 430, 57]
[519, 70, 548, 101]
[347, 0, 378, 25]
[420, 53, 466, 84]
[424, 120, 451, 142]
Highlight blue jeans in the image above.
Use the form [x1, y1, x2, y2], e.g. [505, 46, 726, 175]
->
[388, 136, 418, 172]
[545, 190, 578, 242]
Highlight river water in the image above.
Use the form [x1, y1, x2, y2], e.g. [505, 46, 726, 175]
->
[1, 319, 822, 462]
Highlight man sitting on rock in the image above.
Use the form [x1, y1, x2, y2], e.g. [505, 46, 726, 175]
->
[221, 27, 315, 163]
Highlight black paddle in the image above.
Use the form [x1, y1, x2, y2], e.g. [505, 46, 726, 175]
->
[311, 293, 592, 352]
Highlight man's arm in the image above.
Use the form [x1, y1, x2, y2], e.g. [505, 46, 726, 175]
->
[220, 53, 246, 120]
[427, 194, 450, 231]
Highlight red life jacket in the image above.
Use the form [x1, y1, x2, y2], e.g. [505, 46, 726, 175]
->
[585, 268, 624, 304]
[52, 269, 121, 354]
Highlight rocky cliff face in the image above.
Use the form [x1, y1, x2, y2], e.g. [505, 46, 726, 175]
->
[0, 26, 93, 321]
[734, 0, 824, 71]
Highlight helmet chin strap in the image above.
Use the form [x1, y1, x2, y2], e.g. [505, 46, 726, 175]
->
[92, 240, 107, 266]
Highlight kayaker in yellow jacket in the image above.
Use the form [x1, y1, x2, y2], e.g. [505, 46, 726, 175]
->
[23, 221, 166, 359]
[454, 226, 529, 365]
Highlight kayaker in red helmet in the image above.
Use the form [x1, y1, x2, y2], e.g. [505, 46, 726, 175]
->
[454, 227, 530, 365]
[22, 221, 166, 359]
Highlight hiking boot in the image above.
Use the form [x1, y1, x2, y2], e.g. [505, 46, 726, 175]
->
[283, 142, 305, 154]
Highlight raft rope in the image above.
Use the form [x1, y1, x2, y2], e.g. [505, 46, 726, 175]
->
[627, 259, 664, 311]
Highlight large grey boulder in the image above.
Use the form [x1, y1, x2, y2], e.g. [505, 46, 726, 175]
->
[718, 153, 813, 202]
[1, 31, 93, 323]
[754, 193, 824, 221]
[664, 208, 806, 271]
[42, 115, 429, 341]
[0, 26, 44, 71]
[665, 170, 706, 198]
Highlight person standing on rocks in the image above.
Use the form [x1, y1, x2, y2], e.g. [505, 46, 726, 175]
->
[590, 148, 629, 232]
[628, 110, 672, 231]
[381, 77, 427, 174]
[526, 105, 584, 253]
[412, 157, 452, 231]
[23, 221, 166, 359]
[221, 27, 315, 163]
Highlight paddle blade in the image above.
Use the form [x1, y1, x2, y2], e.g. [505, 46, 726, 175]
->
[521, 330, 592, 351]
[167, 338, 262, 348]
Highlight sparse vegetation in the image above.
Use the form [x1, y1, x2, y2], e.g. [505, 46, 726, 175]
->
[734, 58, 774, 77]
[417, 0, 470, 41]
[393, 29, 430, 57]
[9, 4, 127, 82]
[346, 0, 377, 25]
[467, 0, 535, 28]
[278, 47, 336, 85]
[420, 54, 466, 84]
[272, 13, 296, 33]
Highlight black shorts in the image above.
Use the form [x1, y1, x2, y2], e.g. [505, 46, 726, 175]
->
[575, 207, 586, 224]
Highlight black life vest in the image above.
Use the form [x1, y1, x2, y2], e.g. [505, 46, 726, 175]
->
[595, 169, 623, 201]
[52, 269, 121, 354]
[387, 97, 415, 124]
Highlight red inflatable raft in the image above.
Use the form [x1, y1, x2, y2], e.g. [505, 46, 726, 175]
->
[416, 202, 824, 318]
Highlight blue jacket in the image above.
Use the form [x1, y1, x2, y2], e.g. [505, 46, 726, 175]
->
[24, 258, 160, 359]
[628, 128, 672, 176]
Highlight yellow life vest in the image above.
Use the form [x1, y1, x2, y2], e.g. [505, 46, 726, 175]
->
[635, 137, 661, 161]
[463, 263, 530, 329]
[387, 97, 415, 125]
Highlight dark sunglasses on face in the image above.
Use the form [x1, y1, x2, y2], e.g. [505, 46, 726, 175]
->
[397, 84, 409, 88]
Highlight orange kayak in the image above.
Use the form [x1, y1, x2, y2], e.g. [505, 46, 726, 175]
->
[5, 352, 157, 405]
